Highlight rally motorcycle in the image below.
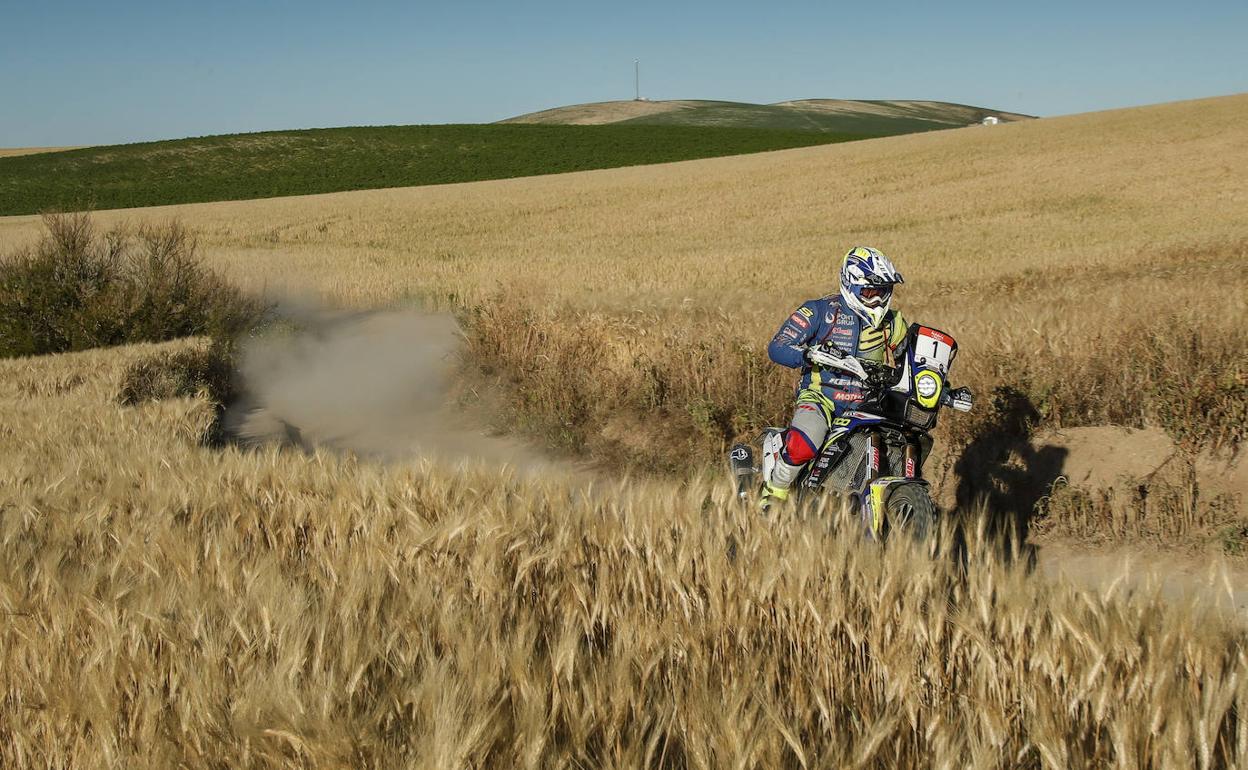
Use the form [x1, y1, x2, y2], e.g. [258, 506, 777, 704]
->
[729, 323, 974, 542]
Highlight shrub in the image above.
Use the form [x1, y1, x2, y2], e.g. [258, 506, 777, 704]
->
[116, 340, 241, 445]
[0, 213, 264, 358]
[117, 340, 238, 408]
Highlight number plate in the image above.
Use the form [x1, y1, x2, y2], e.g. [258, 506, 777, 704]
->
[914, 326, 956, 373]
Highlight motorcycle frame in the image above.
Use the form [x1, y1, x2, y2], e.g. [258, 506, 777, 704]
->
[799, 410, 923, 491]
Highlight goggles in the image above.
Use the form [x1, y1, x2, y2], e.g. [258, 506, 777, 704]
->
[859, 286, 892, 304]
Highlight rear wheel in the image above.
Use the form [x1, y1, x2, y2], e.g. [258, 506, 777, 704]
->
[886, 483, 937, 544]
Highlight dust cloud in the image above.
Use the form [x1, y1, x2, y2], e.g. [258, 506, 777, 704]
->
[221, 305, 563, 475]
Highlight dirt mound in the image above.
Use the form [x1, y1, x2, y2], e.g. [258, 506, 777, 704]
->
[1033, 425, 1245, 501]
[940, 424, 1246, 618]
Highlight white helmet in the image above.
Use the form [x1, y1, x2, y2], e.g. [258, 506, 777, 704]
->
[839, 246, 904, 329]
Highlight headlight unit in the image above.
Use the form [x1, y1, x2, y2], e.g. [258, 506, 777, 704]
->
[914, 371, 942, 409]
[915, 375, 937, 399]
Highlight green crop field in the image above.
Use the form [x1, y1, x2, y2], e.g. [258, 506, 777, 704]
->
[0, 124, 859, 216]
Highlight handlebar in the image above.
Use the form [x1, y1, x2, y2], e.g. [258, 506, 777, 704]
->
[806, 343, 896, 390]
[807, 343, 974, 412]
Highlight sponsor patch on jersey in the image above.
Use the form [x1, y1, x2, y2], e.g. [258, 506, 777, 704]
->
[781, 327, 799, 339]
[789, 313, 809, 329]
[832, 391, 865, 402]
[797, 306, 814, 318]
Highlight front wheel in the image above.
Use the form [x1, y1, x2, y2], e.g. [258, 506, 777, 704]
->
[886, 483, 937, 544]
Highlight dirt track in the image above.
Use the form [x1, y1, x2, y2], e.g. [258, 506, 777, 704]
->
[1039, 543, 1248, 621]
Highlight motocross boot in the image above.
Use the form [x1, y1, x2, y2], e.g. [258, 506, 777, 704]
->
[758, 482, 789, 513]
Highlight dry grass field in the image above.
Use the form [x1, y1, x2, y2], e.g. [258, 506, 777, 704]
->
[3, 94, 1241, 312]
[774, 99, 1033, 123]
[0, 146, 84, 158]
[2, 341, 1247, 768]
[2, 93, 1247, 766]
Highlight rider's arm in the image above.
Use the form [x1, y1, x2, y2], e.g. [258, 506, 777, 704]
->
[767, 302, 818, 368]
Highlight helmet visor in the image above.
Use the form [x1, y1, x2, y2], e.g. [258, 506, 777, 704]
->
[859, 286, 892, 307]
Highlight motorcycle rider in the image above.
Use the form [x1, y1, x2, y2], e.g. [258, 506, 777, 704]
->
[761, 246, 908, 508]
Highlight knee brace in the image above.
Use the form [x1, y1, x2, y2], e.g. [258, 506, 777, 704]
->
[770, 427, 817, 490]
[781, 426, 817, 465]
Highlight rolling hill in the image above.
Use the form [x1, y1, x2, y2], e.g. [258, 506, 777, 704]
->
[2, 99, 1031, 216]
[501, 98, 1033, 135]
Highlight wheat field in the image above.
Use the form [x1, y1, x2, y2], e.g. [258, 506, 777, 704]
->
[2, 94, 1248, 766]
[2, 341, 1247, 768]
[3, 94, 1244, 312]
[0, 147, 87, 158]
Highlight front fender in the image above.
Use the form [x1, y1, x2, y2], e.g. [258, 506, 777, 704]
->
[864, 477, 930, 538]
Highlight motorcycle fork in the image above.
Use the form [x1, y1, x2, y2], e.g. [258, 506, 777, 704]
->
[904, 439, 919, 479]
[868, 432, 921, 480]
[867, 431, 881, 483]
[863, 431, 884, 539]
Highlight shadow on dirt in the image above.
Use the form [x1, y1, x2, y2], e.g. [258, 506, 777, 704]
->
[954, 386, 1068, 565]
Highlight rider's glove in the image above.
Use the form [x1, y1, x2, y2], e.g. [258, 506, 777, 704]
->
[948, 386, 974, 412]
[805, 343, 845, 368]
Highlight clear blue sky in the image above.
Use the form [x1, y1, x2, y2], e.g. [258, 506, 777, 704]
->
[2, 0, 1245, 146]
